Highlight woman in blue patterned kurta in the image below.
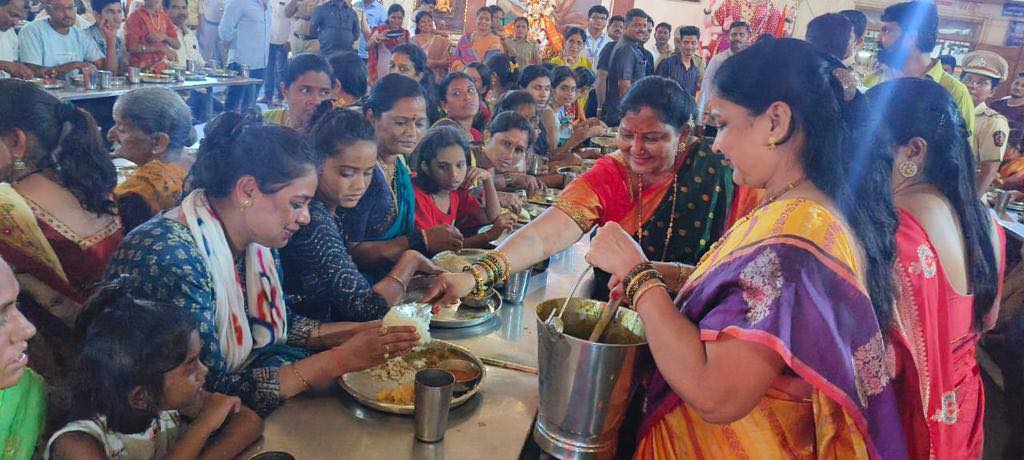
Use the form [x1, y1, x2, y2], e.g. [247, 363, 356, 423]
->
[105, 113, 422, 416]
[280, 107, 439, 322]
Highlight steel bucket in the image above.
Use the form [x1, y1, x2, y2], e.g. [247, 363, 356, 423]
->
[533, 298, 647, 459]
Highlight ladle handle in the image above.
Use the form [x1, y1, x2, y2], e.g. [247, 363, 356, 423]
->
[547, 264, 593, 324]
[588, 297, 621, 342]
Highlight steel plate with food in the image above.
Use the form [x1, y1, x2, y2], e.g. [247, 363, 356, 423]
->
[339, 340, 485, 415]
[29, 78, 65, 90]
[517, 203, 545, 223]
[527, 189, 560, 206]
[140, 73, 174, 84]
[590, 136, 617, 148]
[431, 249, 489, 273]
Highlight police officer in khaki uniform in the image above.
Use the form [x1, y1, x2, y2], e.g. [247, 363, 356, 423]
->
[285, 0, 325, 54]
[961, 50, 1011, 193]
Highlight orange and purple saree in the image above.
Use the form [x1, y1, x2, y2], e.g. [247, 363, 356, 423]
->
[635, 199, 908, 459]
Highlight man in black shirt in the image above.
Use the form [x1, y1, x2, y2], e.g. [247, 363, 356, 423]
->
[601, 8, 650, 126]
[594, 14, 624, 116]
[309, 0, 360, 58]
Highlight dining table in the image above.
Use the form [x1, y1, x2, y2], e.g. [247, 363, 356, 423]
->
[243, 234, 596, 459]
[44, 76, 263, 102]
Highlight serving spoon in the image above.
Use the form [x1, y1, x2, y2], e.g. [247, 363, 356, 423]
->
[545, 264, 593, 334]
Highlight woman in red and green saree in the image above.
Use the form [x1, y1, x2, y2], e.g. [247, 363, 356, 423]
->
[0, 256, 44, 460]
[586, 39, 908, 459]
[423, 75, 735, 304]
[867, 79, 1004, 460]
[0, 80, 122, 389]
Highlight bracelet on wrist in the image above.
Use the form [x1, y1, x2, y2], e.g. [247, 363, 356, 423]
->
[632, 280, 667, 307]
[386, 273, 407, 292]
[289, 363, 313, 391]
[625, 268, 664, 301]
[624, 261, 657, 287]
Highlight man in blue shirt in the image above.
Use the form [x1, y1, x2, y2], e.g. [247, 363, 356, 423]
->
[602, 8, 649, 126]
[83, 0, 126, 74]
[18, 0, 113, 76]
[309, 0, 358, 58]
[220, 0, 270, 110]
[353, 0, 383, 60]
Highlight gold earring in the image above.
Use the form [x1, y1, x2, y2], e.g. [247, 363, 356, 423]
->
[13, 159, 26, 175]
[240, 199, 252, 211]
[898, 161, 919, 178]
[767, 136, 777, 151]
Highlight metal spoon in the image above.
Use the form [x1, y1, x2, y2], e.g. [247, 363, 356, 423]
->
[545, 264, 593, 333]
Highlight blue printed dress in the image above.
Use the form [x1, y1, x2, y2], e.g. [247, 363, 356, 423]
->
[104, 215, 318, 416]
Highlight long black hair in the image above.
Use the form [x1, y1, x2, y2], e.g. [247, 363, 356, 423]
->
[0, 80, 116, 215]
[190, 112, 319, 198]
[70, 280, 198, 434]
[865, 78, 999, 328]
[714, 38, 899, 328]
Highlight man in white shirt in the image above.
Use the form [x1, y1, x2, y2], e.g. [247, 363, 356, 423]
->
[18, 0, 114, 76]
[167, 0, 214, 122]
[0, 0, 33, 78]
[260, 0, 289, 104]
[581, 4, 609, 69]
[198, 0, 224, 63]
[697, 20, 749, 125]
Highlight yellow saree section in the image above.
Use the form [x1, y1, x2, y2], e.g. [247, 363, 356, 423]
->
[114, 161, 188, 214]
[635, 199, 873, 460]
[635, 388, 870, 460]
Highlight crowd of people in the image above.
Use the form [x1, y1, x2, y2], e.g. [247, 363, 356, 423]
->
[0, 0, 1022, 458]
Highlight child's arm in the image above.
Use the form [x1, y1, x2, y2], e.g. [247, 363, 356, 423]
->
[165, 393, 257, 460]
[197, 405, 263, 460]
[48, 432, 108, 460]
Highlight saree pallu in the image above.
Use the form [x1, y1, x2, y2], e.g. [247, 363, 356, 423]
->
[367, 26, 409, 85]
[451, 33, 503, 70]
[636, 199, 908, 459]
[0, 369, 45, 460]
[890, 210, 1004, 460]
[0, 184, 122, 385]
[555, 142, 733, 299]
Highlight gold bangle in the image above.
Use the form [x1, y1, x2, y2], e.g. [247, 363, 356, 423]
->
[464, 264, 489, 298]
[289, 363, 313, 391]
[625, 262, 657, 287]
[626, 269, 664, 301]
[491, 248, 512, 274]
[632, 281, 667, 306]
[676, 263, 694, 289]
[386, 273, 407, 292]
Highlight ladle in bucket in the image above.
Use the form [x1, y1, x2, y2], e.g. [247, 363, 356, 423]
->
[544, 264, 592, 333]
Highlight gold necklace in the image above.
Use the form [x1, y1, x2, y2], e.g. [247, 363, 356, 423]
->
[630, 171, 679, 259]
[378, 159, 398, 204]
[695, 176, 807, 270]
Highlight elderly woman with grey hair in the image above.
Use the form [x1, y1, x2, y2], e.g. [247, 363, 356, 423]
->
[109, 86, 196, 232]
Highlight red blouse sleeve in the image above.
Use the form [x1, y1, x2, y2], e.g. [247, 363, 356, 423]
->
[124, 11, 148, 50]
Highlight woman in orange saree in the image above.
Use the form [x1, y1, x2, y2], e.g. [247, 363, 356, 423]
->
[866, 79, 1005, 460]
[586, 39, 907, 459]
[423, 76, 734, 307]
[0, 81, 122, 388]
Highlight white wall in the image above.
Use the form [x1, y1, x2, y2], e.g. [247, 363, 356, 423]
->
[631, 0, 706, 29]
